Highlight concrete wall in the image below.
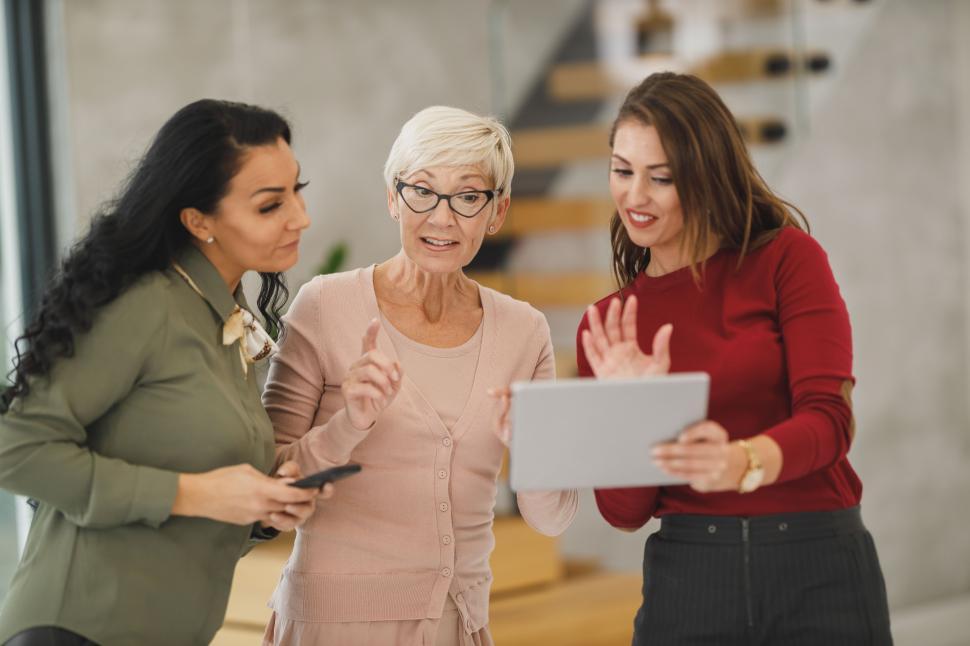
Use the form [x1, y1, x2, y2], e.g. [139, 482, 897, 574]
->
[57, 0, 585, 273]
[52, 0, 970, 614]
[773, 0, 970, 609]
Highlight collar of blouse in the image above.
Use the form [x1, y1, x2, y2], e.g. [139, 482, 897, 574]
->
[172, 245, 278, 375]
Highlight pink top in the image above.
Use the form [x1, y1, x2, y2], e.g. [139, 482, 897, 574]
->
[263, 266, 577, 633]
[381, 311, 483, 431]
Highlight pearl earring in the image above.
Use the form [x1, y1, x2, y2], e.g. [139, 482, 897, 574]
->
[206, 236, 214, 244]
[488, 226, 495, 234]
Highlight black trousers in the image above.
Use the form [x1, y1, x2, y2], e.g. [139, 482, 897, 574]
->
[4, 628, 98, 646]
[633, 506, 892, 646]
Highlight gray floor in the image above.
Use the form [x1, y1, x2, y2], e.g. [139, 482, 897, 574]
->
[892, 593, 970, 646]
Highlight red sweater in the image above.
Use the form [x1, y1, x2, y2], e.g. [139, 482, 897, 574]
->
[578, 227, 862, 527]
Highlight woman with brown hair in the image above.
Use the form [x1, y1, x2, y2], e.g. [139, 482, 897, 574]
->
[578, 72, 892, 645]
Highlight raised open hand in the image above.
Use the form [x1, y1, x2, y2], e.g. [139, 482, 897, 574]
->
[580, 295, 672, 379]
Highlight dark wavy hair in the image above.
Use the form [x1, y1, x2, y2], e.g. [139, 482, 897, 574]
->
[2, 99, 293, 412]
[609, 72, 808, 288]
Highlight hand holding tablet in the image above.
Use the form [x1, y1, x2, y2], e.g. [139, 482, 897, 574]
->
[509, 373, 709, 491]
[509, 295, 711, 491]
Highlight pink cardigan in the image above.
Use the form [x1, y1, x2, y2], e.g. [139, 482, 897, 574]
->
[263, 266, 577, 631]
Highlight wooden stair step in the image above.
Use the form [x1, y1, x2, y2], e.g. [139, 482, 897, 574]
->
[489, 572, 643, 646]
[547, 55, 669, 103]
[469, 271, 615, 308]
[497, 197, 614, 239]
[691, 48, 795, 83]
[513, 119, 785, 170]
[736, 116, 787, 143]
[512, 125, 611, 170]
[741, 0, 786, 15]
[548, 48, 831, 102]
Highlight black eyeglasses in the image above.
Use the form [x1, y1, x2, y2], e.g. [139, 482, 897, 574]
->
[395, 180, 500, 219]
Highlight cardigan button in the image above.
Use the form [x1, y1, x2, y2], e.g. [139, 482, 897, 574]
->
[707, 525, 717, 534]
[441, 567, 452, 577]
[438, 470, 448, 479]
[442, 535, 452, 545]
[442, 437, 452, 447]
[439, 502, 449, 512]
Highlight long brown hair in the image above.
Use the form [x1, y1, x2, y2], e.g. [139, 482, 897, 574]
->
[609, 72, 808, 288]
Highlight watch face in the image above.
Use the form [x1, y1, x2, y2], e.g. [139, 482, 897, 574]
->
[741, 468, 765, 493]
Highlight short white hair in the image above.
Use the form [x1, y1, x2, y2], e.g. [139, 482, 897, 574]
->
[383, 105, 514, 197]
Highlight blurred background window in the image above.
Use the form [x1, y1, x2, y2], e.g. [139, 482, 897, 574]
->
[0, 0, 24, 603]
[0, 0, 59, 601]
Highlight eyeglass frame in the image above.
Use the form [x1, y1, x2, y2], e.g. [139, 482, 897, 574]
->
[394, 179, 502, 219]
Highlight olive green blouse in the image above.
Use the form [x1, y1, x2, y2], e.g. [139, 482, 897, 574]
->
[0, 245, 276, 645]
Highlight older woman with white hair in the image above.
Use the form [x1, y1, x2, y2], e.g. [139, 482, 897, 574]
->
[261, 106, 578, 646]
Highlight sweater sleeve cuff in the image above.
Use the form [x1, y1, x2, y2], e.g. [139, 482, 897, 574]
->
[763, 420, 816, 483]
[517, 489, 578, 537]
[310, 408, 373, 465]
[128, 466, 180, 528]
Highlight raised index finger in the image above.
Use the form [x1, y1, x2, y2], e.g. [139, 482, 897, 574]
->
[361, 318, 380, 354]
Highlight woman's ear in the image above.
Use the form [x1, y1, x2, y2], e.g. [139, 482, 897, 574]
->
[180, 207, 213, 243]
[487, 195, 510, 235]
[387, 187, 400, 222]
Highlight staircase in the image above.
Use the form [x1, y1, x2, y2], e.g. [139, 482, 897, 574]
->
[470, 0, 875, 379]
[211, 2, 882, 643]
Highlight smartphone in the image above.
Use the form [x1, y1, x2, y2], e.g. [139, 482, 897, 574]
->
[288, 464, 362, 489]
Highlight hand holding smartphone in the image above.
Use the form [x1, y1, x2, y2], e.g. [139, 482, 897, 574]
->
[288, 464, 362, 489]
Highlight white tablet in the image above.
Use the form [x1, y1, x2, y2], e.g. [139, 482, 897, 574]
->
[509, 373, 710, 491]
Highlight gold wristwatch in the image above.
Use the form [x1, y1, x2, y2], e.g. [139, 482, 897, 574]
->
[737, 439, 764, 494]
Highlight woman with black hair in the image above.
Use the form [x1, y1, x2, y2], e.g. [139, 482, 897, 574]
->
[0, 99, 322, 646]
